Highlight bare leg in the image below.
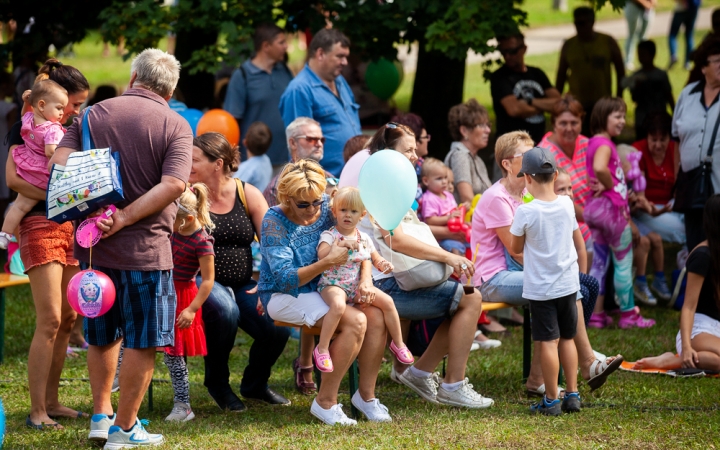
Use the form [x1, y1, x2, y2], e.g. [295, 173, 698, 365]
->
[414, 289, 481, 383]
[87, 339, 122, 416]
[115, 347, 156, 430]
[354, 304, 386, 401]
[525, 342, 545, 390]
[558, 338, 578, 393]
[2, 194, 38, 235]
[539, 340, 560, 400]
[574, 300, 619, 379]
[27, 262, 65, 426]
[69, 318, 87, 348]
[391, 320, 411, 375]
[314, 307, 366, 409]
[689, 333, 720, 371]
[318, 287, 347, 354]
[648, 232, 664, 273]
[299, 330, 315, 384]
[368, 289, 405, 347]
[634, 235, 650, 277]
[46, 265, 83, 418]
[633, 352, 681, 370]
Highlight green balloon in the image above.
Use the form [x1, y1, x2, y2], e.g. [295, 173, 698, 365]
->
[365, 58, 402, 101]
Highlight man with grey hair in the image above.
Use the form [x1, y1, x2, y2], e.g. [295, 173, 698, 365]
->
[52, 48, 192, 447]
[262, 116, 334, 207]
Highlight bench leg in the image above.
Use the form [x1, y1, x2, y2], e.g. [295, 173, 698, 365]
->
[523, 306, 531, 381]
[348, 360, 359, 419]
[0, 288, 5, 365]
[148, 379, 153, 412]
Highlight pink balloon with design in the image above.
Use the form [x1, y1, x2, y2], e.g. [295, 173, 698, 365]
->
[67, 270, 116, 318]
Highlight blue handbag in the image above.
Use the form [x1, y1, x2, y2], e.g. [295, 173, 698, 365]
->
[46, 105, 124, 223]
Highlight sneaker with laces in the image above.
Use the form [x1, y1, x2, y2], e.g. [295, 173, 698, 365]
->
[165, 402, 195, 422]
[397, 368, 441, 404]
[437, 378, 494, 409]
[530, 396, 562, 416]
[89, 413, 116, 441]
[634, 280, 657, 306]
[561, 392, 581, 413]
[310, 399, 357, 426]
[351, 391, 392, 422]
[651, 276, 672, 302]
[103, 418, 163, 449]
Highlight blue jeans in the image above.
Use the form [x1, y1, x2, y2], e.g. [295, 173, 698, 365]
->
[373, 277, 463, 321]
[200, 278, 290, 395]
[669, 4, 699, 65]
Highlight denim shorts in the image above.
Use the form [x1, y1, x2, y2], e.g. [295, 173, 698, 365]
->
[373, 276, 463, 321]
[84, 266, 175, 349]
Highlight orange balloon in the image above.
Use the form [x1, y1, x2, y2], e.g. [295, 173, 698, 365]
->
[196, 109, 240, 147]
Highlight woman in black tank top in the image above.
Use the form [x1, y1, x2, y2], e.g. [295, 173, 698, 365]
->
[191, 133, 290, 411]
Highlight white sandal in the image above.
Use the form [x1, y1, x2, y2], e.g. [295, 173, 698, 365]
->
[587, 355, 624, 390]
[526, 384, 565, 399]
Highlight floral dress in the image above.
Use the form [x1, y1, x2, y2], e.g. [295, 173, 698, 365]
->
[317, 227, 375, 300]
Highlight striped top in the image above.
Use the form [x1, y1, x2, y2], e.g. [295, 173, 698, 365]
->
[537, 132, 591, 242]
[172, 228, 215, 281]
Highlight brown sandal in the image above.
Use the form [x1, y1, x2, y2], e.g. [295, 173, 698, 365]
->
[293, 357, 317, 395]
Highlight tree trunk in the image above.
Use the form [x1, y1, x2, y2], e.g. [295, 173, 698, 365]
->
[409, 37, 466, 161]
[174, 27, 216, 110]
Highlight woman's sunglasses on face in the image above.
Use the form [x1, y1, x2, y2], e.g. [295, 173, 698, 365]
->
[293, 198, 325, 209]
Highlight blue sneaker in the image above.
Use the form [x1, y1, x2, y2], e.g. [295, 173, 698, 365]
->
[530, 396, 561, 416]
[561, 392, 581, 413]
[651, 276, 672, 302]
[103, 418, 163, 449]
[88, 413, 115, 441]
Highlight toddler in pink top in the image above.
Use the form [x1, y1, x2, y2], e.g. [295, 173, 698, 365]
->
[0, 79, 68, 249]
[419, 158, 467, 254]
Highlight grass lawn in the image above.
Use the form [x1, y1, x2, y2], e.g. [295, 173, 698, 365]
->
[2, 276, 719, 448]
[523, 0, 720, 28]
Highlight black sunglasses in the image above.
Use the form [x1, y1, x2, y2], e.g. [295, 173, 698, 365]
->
[293, 198, 325, 209]
[499, 44, 525, 56]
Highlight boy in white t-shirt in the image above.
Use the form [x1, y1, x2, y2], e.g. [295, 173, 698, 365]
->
[509, 146, 587, 416]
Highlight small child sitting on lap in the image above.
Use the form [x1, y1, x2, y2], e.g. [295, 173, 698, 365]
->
[234, 121, 273, 192]
[510, 147, 585, 416]
[419, 158, 466, 254]
[314, 187, 413, 373]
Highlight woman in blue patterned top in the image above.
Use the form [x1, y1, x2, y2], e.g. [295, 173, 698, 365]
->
[260, 159, 389, 426]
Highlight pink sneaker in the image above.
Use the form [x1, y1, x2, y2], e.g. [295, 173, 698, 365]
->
[618, 309, 655, 329]
[313, 346, 334, 372]
[588, 312, 613, 329]
[389, 341, 414, 364]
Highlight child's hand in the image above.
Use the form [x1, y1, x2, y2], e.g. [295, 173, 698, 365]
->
[650, 203, 672, 217]
[338, 240, 359, 251]
[376, 258, 394, 274]
[450, 209, 461, 218]
[589, 178, 605, 197]
[177, 308, 196, 329]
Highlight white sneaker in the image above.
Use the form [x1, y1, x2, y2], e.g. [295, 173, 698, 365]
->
[351, 391, 392, 422]
[390, 366, 403, 384]
[397, 368, 440, 404]
[89, 413, 115, 441]
[103, 418, 163, 449]
[165, 402, 195, 422]
[310, 399, 357, 426]
[437, 378, 494, 409]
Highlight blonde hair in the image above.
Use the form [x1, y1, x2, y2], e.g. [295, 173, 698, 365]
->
[616, 143, 638, 165]
[177, 182, 215, 231]
[420, 157, 446, 179]
[331, 186, 365, 212]
[495, 131, 535, 177]
[276, 159, 327, 205]
[556, 166, 569, 177]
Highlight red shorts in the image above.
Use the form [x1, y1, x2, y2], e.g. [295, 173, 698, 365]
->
[19, 215, 78, 272]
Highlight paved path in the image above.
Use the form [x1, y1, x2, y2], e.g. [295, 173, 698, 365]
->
[398, 6, 714, 72]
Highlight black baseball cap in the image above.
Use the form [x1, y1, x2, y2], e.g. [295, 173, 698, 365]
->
[517, 146, 557, 177]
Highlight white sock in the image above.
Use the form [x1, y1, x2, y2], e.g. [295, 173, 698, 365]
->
[441, 380, 463, 392]
[409, 366, 431, 378]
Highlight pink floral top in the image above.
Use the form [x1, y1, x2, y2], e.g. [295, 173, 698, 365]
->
[317, 227, 376, 300]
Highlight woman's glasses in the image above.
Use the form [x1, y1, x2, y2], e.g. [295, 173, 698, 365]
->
[418, 134, 431, 142]
[293, 198, 325, 209]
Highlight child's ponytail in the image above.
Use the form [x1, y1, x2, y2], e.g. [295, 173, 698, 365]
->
[191, 183, 215, 232]
[176, 183, 215, 232]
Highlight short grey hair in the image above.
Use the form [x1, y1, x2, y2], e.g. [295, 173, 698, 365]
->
[130, 48, 181, 98]
[286, 117, 321, 149]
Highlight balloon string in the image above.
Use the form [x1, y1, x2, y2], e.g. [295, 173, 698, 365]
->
[89, 244, 92, 270]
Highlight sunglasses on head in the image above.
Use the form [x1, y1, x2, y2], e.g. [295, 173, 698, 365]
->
[293, 198, 325, 209]
[326, 177, 339, 186]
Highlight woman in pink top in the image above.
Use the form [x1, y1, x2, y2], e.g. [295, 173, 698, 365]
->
[474, 130, 623, 394]
[585, 97, 654, 329]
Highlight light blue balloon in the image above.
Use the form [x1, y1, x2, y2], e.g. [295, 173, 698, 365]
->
[0, 398, 5, 447]
[179, 108, 204, 136]
[358, 150, 417, 231]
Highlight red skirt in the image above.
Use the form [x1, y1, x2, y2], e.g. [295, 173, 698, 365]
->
[165, 280, 207, 357]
